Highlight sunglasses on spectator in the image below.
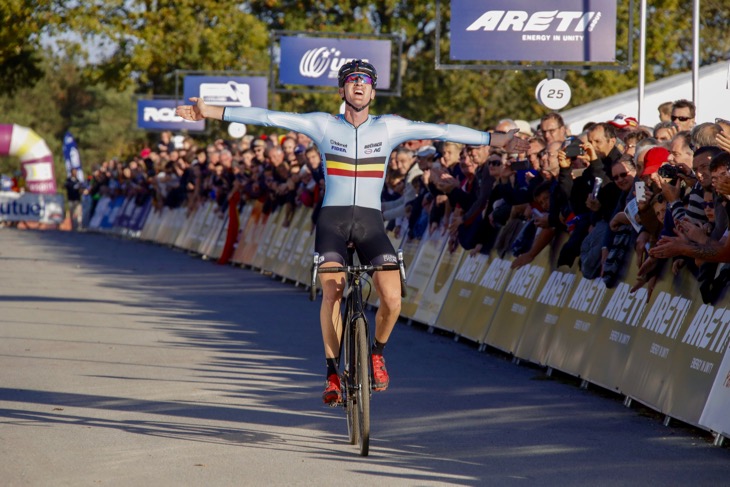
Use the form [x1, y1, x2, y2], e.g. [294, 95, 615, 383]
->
[488, 159, 503, 167]
[671, 115, 692, 122]
[612, 171, 630, 180]
[703, 201, 715, 209]
[344, 73, 373, 85]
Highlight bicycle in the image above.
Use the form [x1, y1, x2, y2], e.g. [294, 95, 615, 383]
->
[310, 246, 406, 456]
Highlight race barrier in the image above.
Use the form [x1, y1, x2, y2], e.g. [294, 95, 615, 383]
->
[87, 199, 730, 444]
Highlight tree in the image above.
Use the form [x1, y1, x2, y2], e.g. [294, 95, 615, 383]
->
[0, 1, 54, 94]
[46, 0, 270, 95]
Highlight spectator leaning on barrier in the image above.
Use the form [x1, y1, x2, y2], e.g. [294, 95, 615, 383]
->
[650, 151, 730, 264]
[382, 147, 421, 224]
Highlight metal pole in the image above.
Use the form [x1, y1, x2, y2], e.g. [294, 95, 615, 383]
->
[638, 0, 647, 124]
[692, 0, 701, 106]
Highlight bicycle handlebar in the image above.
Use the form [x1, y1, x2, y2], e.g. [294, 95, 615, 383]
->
[309, 250, 408, 301]
[317, 264, 400, 274]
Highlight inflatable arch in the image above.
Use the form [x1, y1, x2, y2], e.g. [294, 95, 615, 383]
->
[0, 124, 57, 194]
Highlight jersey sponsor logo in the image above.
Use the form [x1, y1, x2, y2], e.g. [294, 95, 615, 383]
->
[364, 147, 382, 154]
[465, 10, 603, 33]
[299, 48, 370, 80]
[382, 254, 398, 264]
[331, 145, 347, 153]
[330, 139, 347, 148]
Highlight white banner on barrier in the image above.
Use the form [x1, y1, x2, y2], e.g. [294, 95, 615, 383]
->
[699, 344, 730, 436]
[0, 191, 65, 224]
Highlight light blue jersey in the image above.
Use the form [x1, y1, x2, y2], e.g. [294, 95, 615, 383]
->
[223, 107, 491, 210]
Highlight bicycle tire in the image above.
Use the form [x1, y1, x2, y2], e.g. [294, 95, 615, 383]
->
[344, 320, 358, 445]
[355, 316, 370, 456]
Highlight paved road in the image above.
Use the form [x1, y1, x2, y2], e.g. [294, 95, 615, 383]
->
[1, 229, 728, 486]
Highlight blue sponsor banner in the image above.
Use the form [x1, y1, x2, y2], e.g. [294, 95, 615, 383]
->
[183, 76, 268, 109]
[450, 0, 617, 63]
[62, 132, 84, 179]
[279, 37, 392, 90]
[137, 99, 205, 132]
[128, 200, 152, 231]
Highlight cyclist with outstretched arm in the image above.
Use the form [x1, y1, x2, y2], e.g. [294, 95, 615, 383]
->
[177, 60, 528, 405]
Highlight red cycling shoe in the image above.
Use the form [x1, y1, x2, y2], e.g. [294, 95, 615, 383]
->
[322, 373, 342, 405]
[371, 353, 389, 391]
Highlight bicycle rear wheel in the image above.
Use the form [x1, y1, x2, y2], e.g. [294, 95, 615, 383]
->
[354, 316, 370, 456]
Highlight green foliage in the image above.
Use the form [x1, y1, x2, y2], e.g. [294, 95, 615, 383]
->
[0, 0, 54, 94]
[0, 55, 144, 188]
[48, 0, 270, 94]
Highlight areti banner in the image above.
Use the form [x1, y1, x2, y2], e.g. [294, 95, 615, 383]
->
[279, 37, 392, 90]
[183, 76, 268, 109]
[137, 99, 205, 132]
[450, 0, 617, 62]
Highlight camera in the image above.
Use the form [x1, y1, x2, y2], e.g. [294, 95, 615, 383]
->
[510, 159, 530, 171]
[657, 163, 679, 181]
[564, 140, 585, 158]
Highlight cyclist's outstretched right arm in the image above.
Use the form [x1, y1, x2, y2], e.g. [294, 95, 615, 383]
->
[222, 106, 329, 140]
[176, 97, 329, 143]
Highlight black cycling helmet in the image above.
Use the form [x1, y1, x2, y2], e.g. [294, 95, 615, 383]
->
[337, 59, 378, 88]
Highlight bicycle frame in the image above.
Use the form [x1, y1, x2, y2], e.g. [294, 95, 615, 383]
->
[309, 248, 406, 456]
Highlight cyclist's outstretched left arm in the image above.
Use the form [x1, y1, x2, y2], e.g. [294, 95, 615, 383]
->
[384, 116, 491, 147]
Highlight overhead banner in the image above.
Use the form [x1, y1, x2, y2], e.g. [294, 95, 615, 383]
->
[137, 99, 205, 132]
[450, 0, 617, 63]
[279, 37, 392, 90]
[183, 76, 268, 109]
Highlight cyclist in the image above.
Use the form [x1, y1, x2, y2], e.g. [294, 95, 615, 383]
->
[176, 60, 528, 405]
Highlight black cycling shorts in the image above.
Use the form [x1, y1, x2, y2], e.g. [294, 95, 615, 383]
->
[315, 206, 397, 266]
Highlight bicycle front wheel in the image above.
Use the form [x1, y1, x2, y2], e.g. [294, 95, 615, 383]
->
[344, 320, 358, 446]
[355, 316, 370, 456]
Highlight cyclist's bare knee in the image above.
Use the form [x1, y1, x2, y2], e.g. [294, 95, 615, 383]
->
[373, 272, 401, 314]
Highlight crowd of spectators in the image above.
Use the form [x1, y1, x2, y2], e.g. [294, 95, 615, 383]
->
[79, 129, 326, 229]
[71, 100, 730, 303]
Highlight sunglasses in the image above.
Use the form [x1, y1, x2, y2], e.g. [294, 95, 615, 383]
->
[612, 171, 630, 180]
[703, 201, 715, 209]
[488, 159, 503, 167]
[671, 115, 692, 122]
[344, 73, 373, 85]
